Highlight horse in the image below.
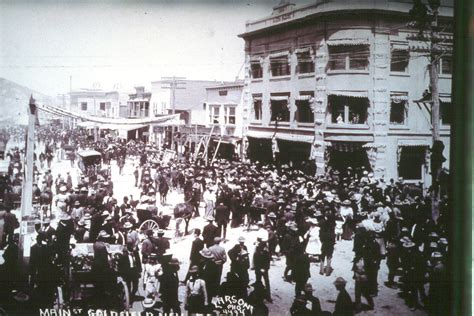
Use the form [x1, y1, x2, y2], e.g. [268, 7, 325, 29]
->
[173, 202, 194, 237]
[159, 178, 169, 205]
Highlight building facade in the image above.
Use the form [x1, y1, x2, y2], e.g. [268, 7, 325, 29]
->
[239, 0, 453, 186]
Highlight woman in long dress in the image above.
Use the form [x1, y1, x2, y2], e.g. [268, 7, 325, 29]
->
[304, 218, 321, 261]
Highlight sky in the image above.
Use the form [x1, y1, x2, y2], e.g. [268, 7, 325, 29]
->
[0, 0, 311, 96]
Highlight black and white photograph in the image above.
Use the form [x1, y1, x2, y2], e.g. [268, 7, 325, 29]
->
[0, 0, 470, 315]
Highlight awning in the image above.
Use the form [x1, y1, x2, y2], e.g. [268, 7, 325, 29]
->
[249, 56, 263, 62]
[362, 143, 378, 148]
[398, 139, 430, 147]
[440, 96, 451, 103]
[391, 43, 409, 50]
[325, 135, 374, 142]
[206, 102, 239, 106]
[328, 90, 368, 98]
[276, 133, 314, 143]
[329, 141, 366, 152]
[117, 124, 148, 132]
[269, 51, 289, 58]
[295, 95, 314, 101]
[246, 130, 274, 139]
[295, 47, 312, 54]
[327, 38, 369, 46]
[390, 92, 408, 101]
[270, 96, 289, 101]
[77, 121, 98, 129]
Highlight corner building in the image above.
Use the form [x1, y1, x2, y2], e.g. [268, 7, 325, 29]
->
[239, 0, 453, 187]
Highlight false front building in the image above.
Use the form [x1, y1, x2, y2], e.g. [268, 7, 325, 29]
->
[239, 0, 453, 187]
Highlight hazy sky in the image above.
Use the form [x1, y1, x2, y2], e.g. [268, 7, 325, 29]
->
[0, 0, 311, 96]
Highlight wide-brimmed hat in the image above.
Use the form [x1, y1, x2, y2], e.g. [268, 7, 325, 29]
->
[168, 257, 180, 266]
[59, 186, 67, 192]
[13, 291, 30, 302]
[238, 236, 246, 243]
[80, 187, 88, 192]
[83, 213, 92, 220]
[341, 200, 351, 206]
[199, 249, 214, 259]
[403, 241, 416, 248]
[142, 297, 155, 309]
[189, 265, 199, 273]
[98, 230, 110, 239]
[206, 216, 215, 221]
[74, 201, 81, 206]
[214, 237, 222, 243]
[333, 277, 346, 286]
[123, 222, 133, 229]
[77, 219, 86, 226]
[306, 217, 318, 224]
[268, 212, 277, 218]
[101, 210, 110, 217]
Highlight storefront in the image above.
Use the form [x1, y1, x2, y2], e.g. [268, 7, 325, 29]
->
[247, 137, 273, 164]
[276, 139, 314, 174]
[326, 141, 371, 174]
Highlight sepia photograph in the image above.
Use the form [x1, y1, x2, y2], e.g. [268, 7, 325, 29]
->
[0, 0, 470, 315]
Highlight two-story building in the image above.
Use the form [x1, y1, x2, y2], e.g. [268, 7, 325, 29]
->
[239, 0, 453, 186]
[204, 81, 245, 159]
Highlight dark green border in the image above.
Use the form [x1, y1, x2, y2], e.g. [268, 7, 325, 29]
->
[451, 0, 472, 315]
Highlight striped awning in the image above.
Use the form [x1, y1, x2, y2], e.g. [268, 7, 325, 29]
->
[276, 133, 314, 143]
[398, 139, 430, 147]
[390, 92, 408, 101]
[327, 38, 369, 46]
[329, 141, 366, 152]
[269, 51, 290, 58]
[328, 90, 368, 98]
[295, 95, 314, 101]
[362, 143, 379, 149]
[391, 43, 409, 50]
[295, 47, 312, 54]
[270, 96, 289, 101]
[440, 96, 451, 103]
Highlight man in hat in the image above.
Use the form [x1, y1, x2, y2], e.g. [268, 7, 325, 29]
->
[29, 233, 57, 303]
[227, 236, 250, 287]
[333, 277, 354, 316]
[209, 237, 227, 286]
[202, 216, 219, 248]
[289, 294, 311, 315]
[1, 207, 19, 248]
[215, 201, 230, 240]
[56, 212, 74, 263]
[118, 239, 142, 298]
[75, 219, 87, 243]
[153, 229, 170, 257]
[159, 257, 181, 314]
[199, 248, 218, 304]
[184, 228, 204, 283]
[253, 240, 272, 303]
[302, 283, 323, 314]
[141, 230, 156, 261]
[292, 244, 311, 296]
[70, 200, 84, 226]
[281, 222, 301, 282]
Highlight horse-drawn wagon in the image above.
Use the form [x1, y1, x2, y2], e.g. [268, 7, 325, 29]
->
[54, 242, 130, 310]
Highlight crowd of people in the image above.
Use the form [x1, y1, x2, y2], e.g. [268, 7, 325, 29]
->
[0, 123, 451, 316]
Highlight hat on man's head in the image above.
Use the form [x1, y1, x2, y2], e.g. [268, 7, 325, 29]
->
[199, 249, 214, 259]
[123, 222, 133, 229]
[238, 236, 246, 243]
[206, 216, 215, 221]
[59, 186, 67, 192]
[214, 237, 222, 244]
[74, 201, 81, 206]
[98, 230, 110, 239]
[334, 277, 347, 286]
[189, 265, 199, 273]
[142, 298, 155, 309]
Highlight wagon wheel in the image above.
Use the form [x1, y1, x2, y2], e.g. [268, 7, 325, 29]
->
[139, 219, 159, 232]
[116, 277, 130, 311]
[54, 286, 65, 309]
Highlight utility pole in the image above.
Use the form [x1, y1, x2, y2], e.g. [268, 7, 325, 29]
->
[21, 95, 37, 219]
[409, 0, 452, 222]
[161, 76, 186, 153]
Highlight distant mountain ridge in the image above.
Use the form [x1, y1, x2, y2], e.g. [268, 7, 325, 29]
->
[0, 78, 53, 125]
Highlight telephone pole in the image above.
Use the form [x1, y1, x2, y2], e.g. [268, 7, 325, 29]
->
[409, 0, 452, 222]
[161, 76, 186, 152]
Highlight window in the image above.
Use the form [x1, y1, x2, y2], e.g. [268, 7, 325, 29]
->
[398, 146, 426, 180]
[440, 101, 451, 125]
[253, 96, 262, 121]
[439, 56, 452, 75]
[390, 49, 409, 72]
[329, 96, 368, 124]
[251, 62, 263, 79]
[270, 94, 290, 122]
[270, 56, 290, 77]
[295, 92, 314, 123]
[225, 106, 236, 125]
[390, 93, 408, 125]
[99, 102, 106, 111]
[297, 51, 314, 74]
[328, 45, 370, 71]
[219, 90, 228, 96]
[209, 106, 220, 124]
[81, 102, 87, 111]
